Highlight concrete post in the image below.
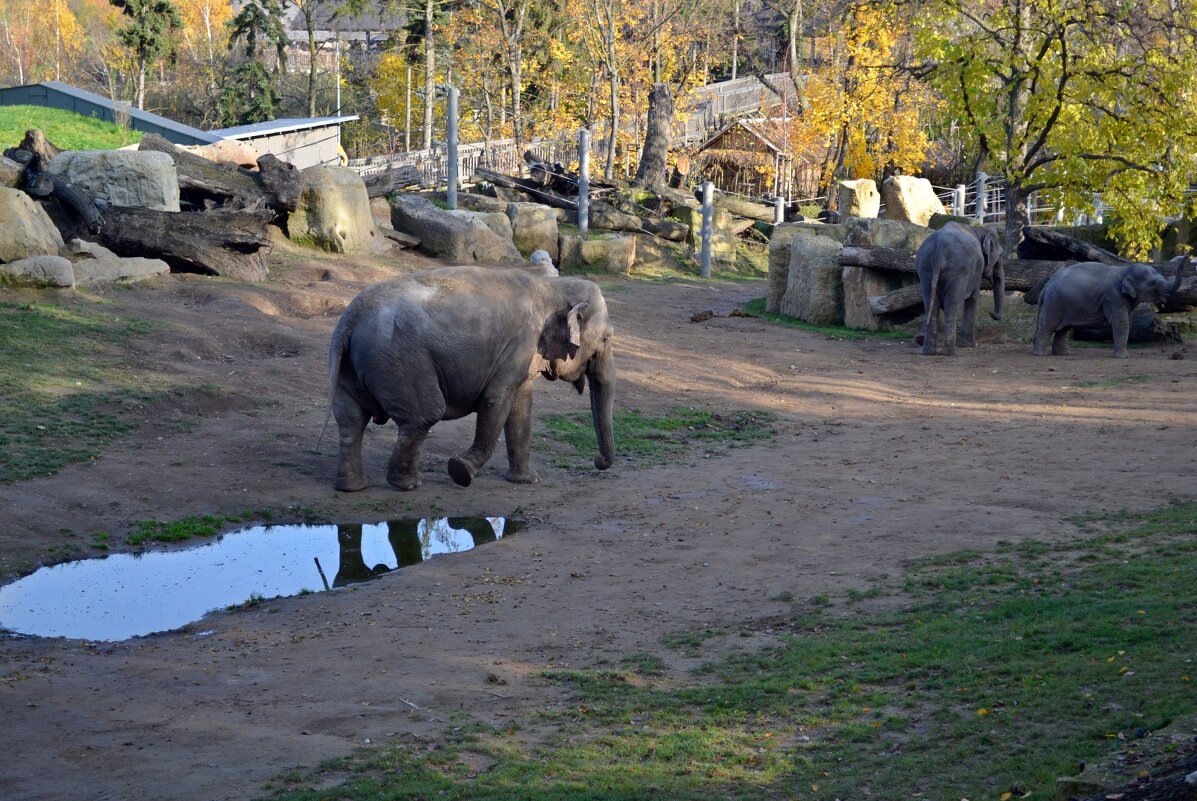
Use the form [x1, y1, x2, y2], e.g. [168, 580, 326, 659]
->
[446, 86, 459, 209]
[975, 172, 988, 221]
[578, 129, 590, 235]
[700, 181, 714, 279]
[954, 184, 966, 216]
[773, 196, 784, 225]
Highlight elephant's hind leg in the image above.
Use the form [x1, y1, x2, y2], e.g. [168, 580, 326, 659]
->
[333, 397, 370, 492]
[1051, 329, 1070, 355]
[387, 422, 433, 490]
[958, 293, 978, 348]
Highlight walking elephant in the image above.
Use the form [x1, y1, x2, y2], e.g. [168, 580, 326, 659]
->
[321, 265, 615, 491]
[1032, 257, 1188, 358]
[914, 222, 1004, 355]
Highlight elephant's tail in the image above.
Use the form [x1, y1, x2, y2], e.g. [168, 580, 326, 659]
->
[316, 315, 352, 452]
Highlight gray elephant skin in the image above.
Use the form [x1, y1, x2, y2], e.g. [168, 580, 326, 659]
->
[1032, 257, 1187, 358]
[324, 265, 615, 490]
[914, 222, 1004, 355]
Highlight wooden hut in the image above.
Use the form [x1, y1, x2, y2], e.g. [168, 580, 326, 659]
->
[692, 118, 821, 200]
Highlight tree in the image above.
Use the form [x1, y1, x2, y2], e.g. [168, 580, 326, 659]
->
[918, 0, 1197, 257]
[221, 0, 287, 124]
[110, 0, 183, 109]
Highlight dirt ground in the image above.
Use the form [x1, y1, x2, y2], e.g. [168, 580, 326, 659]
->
[2, 241, 1195, 801]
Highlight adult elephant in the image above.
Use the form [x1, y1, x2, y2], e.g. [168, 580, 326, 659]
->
[323, 265, 615, 490]
[914, 222, 1004, 355]
[1032, 256, 1188, 358]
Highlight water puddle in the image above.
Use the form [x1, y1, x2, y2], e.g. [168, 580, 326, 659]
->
[0, 516, 522, 642]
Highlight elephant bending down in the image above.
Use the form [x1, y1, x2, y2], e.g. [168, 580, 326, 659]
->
[1032, 256, 1189, 358]
[322, 265, 615, 490]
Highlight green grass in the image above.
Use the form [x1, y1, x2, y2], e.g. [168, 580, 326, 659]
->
[0, 104, 142, 151]
[1071, 374, 1152, 389]
[0, 301, 169, 482]
[260, 501, 1197, 801]
[540, 407, 777, 468]
[741, 297, 911, 340]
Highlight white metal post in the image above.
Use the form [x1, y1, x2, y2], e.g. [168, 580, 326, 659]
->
[700, 181, 714, 278]
[954, 184, 966, 216]
[446, 86, 459, 210]
[578, 129, 590, 235]
[773, 196, 784, 225]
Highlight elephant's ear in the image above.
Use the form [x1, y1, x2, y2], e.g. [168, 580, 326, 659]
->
[539, 301, 589, 362]
[1120, 268, 1139, 301]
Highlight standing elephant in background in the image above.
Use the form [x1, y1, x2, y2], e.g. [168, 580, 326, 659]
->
[322, 265, 615, 491]
[1032, 257, 1188, 358]
[914, 222, 1004, 355]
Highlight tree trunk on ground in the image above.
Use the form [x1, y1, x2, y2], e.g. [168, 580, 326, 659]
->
[633, 83, 673, 189]
[867, 258, 1073, 314]
[362, 165, 422, 197]
[138, 133, 300, 212]
[1018, 225, 1130, 263]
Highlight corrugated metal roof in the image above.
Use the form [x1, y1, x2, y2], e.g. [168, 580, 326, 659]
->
[210, 115, 360, 140]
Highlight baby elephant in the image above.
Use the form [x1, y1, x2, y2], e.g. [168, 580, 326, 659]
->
[1032, 256, 1188, 358]
[914, 222, 1004, 355]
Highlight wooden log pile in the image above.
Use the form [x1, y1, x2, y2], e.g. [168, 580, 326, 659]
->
[6, 129, 283, 279]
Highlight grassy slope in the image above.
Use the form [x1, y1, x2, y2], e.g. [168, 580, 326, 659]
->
[0, 104, 142, 151]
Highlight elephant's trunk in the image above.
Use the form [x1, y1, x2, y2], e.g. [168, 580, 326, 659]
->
[990, 258, 1005, 321]
[1167, 255, 1188, 294]
[587, 346, 616, 470]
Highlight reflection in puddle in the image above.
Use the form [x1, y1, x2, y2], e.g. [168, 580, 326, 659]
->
[0, 517, 522, 642]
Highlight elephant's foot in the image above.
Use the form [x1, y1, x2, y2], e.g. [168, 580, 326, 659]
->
[448, 456, 475, 487]
[943, 345, 957, 356]
[335, 473, 368, 492]
[386, 471, 421, 491]
[1031, 345, 1048, 356]
[1112, 349, 1130, 359]
[919, 342, 936, 356]
[957, 337, 976, 348]
[914, 332, 926, 346]
[504, 467, 540, 485]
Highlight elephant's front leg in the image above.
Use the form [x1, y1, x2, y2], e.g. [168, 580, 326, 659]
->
[387, 422, 432, 491]
[1109, 308, 1132, 357]
[502, 379, 540, 484]
[448, 387, 518, 487]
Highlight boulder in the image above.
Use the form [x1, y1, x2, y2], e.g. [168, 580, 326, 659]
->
[559, 233, 636, 274]
[0, 255, 74, 288]
[452, 193, 511, 214]
[0, 154, 22, 188]
[449, 209, 514, 242]
[842, 264, 919, 330]
[767, 222, 847, 313]
[391, 194, 521, 263]
[881, 175, 946, 226]
[781, 235, 844, 325]
[289, 166, 383, 253]
[0, 188, 65, 262]
[48, 149, 180, 212]
[177, 139, 261, 169]
[369, 196, 394, 229]
[837, 178, 880, 218]
[527, 249, 559, 277]
[64, 239, 169, 285]
[844, 217, 932, 251]
[676, 204, 737, 259]
[506, 202, 560, 261]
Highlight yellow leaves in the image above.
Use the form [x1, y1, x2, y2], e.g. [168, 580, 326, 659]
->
[977, 708, 990, 716]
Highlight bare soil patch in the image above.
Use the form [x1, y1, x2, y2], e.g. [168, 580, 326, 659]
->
[2, 241, 1195, 800]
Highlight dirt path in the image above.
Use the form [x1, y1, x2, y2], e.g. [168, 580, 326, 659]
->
[2, 246, 1195, 800]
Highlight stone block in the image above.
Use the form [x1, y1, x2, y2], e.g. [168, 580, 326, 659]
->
[0, 255, 74, 288]
[289, 166, 382, 253]
[0, 188, 64, 263]
[837, 178, 880, 218]
[506, 202, 559, 261]
[781, 235, 844, 325]
[48, 149, 180, 212]
[881, 175, 947, 226]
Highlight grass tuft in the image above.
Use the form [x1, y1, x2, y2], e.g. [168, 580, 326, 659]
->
[0, 105, 142, 151]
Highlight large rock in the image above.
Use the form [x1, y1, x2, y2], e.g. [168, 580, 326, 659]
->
[391, 194, 521, 263]
[506, 202, 559, 262]
[837, 178, 880, 218]
[842, 264, 920, 330]
[48, 150, 180, 212]
[289, 166, 382, 253]
[781, 235, 844, 325]
[0, 255, 74, 288]
[881, 176, 946, 226]
[676, 204, 737, 260]
[767, 222, 847, 313]
[0, 154, 22, 188]
[844, 217, 933, 251]
[453, 193, 511, 214]
[559, 233, 636, 274]
[449, 209, 514, 242]
[0, 188, 65, 262]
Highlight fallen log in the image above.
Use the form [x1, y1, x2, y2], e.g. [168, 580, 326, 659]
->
[362, 164, 422, 198]
[474, 166, 656, 235]
[689, 186, 774, 222]
[1018, 225, 1129, 263]
[94, 204, 274, 281]
[840, 245, 915, 273]
[138, 133, 299, 212]
[867, 258, 1072, 315]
